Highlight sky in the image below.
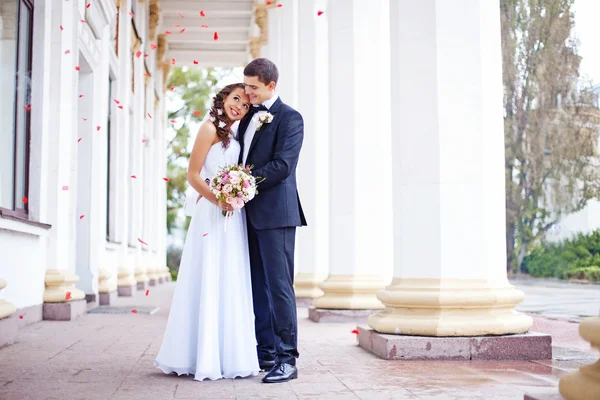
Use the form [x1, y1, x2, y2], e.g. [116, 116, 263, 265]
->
[572, 0, 600, 85]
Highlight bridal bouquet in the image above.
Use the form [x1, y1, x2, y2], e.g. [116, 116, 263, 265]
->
[209, 164, 258, 217]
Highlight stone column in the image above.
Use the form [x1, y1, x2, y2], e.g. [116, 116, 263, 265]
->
[294, 0, 329, 303]
[367, 0, 532, 337]
[0, 279, 16, 319]
[0, 279, 17, 346]
[310, 0, 393, 321]
[559, 316, 600, 400]
[98, 267, 118, 305]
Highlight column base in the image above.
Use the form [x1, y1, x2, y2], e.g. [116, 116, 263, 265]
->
[99, 290, 118, 306]
[148, 278, 158, 286]
[136, 281, 148, 291]
[43, 299, 87, 321]
[524, 394, 563, 400]
[369, 278, 533, 336]
[117, 285, 137, 297]
[312, 274, 389, 310]
[296, 297, 315, 307]
[0, 314, 18, 347]
[294, 272, 326, 299]
[559, 316, 600, 400]
[85, 294, 97, 303]
[43, 270, 86, 303]
[357, 325, 552, 360]
[308, 306, 380, 323]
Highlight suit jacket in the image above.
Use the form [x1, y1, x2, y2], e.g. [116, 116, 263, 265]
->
[238, 97, 307, 230]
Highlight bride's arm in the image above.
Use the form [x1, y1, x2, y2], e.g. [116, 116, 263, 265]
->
[187, 122, 219, 206]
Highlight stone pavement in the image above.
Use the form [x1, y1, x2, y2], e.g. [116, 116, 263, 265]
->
[0, 282, 598, 400]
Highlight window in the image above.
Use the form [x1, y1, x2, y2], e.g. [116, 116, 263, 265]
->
[106, 78, 113, 239]
[0, 0, 34, 216]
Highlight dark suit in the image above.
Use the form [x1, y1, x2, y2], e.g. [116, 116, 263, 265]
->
[238, 97, 307, 365]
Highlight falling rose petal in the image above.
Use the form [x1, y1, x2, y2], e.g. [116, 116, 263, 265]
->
[64, 49, 71, 54]
[144, 53, 149, 57]
[144, 73, 151, 77]
[277, 3, 283, 7]
[23, 105, 31, 111]
[131, 309, 138, 313]
[114, 99, 120, 104]
[62, 185, 69, 191]
[141, 138, 147, 143]
[129, 11, 134, 18]
[170, 119, 176, 123]
[201, 24, 208, 28]
[79, 94, 84, 98]
[213, 32, 219, 40]
[22, 196, 28, 204]
[193, 110, 201, 116]
[82, 117, 87, 121]
[60, 25, 64, 31]
[65, 291, 72, 300]
[19, 315, 24, 319]
[96, 126, 101, 131]
[317, 10, 325, 16]
[171, 58, 176, 65]
[193, 60, 198, 65]
[81, 19, 87, 23]
[118, 105, 123, 109]
[179, 28, 186, 34]
[131, 175, 137, 179]
[199, 10, 206, 16]
[137, 238, 148, 245]
[163, 177, 169, 182]
[136, 50, 142, 58]
[151, 43, 157, 50]
[80, 215, 85, 220]
[145, 289, 149, 296]
[86, 3, 90, 8]
[178, 12, 184, 18]
[170, 85, 175, 91]
[266, 1, 272, 4]
[75, 66, 80, 71]
[203, 233, 208, 237]
[174, 24, 181, 28]
[164, 30, 172, 35]
[351, 329, 359, 335]
[147, 112, 152, 119]
[77, 137, 82, 143]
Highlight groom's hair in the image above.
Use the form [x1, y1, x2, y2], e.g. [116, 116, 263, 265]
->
[244, 58, 279, 86]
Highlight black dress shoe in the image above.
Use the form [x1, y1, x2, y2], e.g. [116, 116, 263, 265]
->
[258, 359, 275, 372]
[261, 363, 298, 383]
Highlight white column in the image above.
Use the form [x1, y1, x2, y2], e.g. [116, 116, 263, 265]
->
[265, 1, 298, 107]
[313, 0, 393, 310]
[294, 0, 329, 300]
[0, 279, 16, 319]
[368, 0, 532, 336]
[42, 0, 85, 303]
[559, 317, 600, 399]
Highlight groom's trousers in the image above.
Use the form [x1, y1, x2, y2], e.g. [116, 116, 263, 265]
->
[247, 223, 299, 365]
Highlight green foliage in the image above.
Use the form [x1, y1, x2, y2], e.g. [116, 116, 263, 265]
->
[522, 230, 600, 281]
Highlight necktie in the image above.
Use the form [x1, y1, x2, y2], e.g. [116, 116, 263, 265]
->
[253, 104, 269, 112]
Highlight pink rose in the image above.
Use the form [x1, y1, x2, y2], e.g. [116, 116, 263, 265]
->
[226, 197, 234, 204]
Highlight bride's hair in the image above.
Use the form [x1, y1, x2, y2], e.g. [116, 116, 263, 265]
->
[209, 83, 246, 148]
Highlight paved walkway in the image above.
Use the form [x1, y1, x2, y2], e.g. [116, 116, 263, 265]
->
[0, 281, 598, 400]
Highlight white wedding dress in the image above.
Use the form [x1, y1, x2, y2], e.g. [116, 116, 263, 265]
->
[154, 133, 260, 381]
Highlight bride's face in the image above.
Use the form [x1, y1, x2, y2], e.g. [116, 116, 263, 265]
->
[223, 88, 251, 121]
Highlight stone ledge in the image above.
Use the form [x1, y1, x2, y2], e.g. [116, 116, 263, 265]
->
[524, 393, 563, 400]
[0, 314, 18, 347]
[357, 325, 552, 361]
[295, 297, 314, 308]
[42, 299, 87, 321]
[99, 290, 119, 306]
[309, 307, 380, 323]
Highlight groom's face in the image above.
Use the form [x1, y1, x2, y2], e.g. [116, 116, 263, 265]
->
[244, 75, 275, 105]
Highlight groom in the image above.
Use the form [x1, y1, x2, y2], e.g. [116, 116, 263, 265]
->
[238, 58, 307, 383]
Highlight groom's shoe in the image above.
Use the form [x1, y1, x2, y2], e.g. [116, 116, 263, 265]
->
[258, 359, 275, 372]
[261, 363, 298, 383]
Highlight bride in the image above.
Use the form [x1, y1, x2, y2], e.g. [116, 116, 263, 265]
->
[154, 83, 259, 380]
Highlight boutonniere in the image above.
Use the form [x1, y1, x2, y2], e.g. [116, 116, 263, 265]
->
[255, 112, 274, 131]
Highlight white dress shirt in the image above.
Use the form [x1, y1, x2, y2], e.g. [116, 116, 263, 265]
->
[242, 94, 279, 166]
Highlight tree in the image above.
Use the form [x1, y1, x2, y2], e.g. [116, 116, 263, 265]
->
[500, 0, 600, 273]
[165, 67, 231, 234]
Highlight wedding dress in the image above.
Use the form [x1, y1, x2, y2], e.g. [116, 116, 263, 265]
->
[154, 132, 260, 381]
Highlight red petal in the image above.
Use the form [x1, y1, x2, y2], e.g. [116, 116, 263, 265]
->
[178, 12, 185, 18]
[79, 94, 84, 98]
[318, 10, 325, 16]
[86, 3, 90, 8]
[171, 58, 176, 65]
[65, 291, 72, 300]
[201, 24, 208, 28]
[145, 289, 150, 296]
[163, 177, 169, 182]
[79, 215, 85, 220]
[136, 50, 142, 58]
[19, 315, 24, 319]
[60, 25, 64, 31]
[118, 105, 123, 109]
[147, 112, 152, 119]
[129, 11, 134, 18]
[81, 19, 87, 23]
[141, 138, 147, 143]
[179, 28, 186, 34]
[203, 233, 208, 237]
[82, 117, 87, 121]
[64, 49, 71, 54]
[114, 99, 120, 104]
[266, 1, 272, 4]
[137, 238, 148, 245]
[62, 185, 69, 191]
[351, 329, 359, 335]
[170, 86, 175, 91]
[144, 53, 149, 57]
[77, 137, 82, 143]
[96, 126, 101, 131]
[75, 66, 80, 71]
[22, 196, 28, 204]
[131, 175, 137, 179]
[193, 110, 201, 116]
[23, 105, 31, 111]
[131, 309, 138, 313]
[200, 10, 206, 16]
[164, 30, 172, 35]
[174, 24, 181, 28]
[170, 119, 176, 123]
[144, 73, 151, 77]
[151, 43, 158, 50]
[277, 3, 283, 7]
[193, 60, 198, 64]
[213, 32, 219, 40]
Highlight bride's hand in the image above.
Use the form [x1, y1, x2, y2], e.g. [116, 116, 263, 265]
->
[215, 200, 234, 212]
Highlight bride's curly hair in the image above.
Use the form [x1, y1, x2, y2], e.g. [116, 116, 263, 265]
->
[209, 83, 246, 148]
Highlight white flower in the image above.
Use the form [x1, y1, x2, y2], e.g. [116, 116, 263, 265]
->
[255, 112, 274, 131]
[218, 120, 226, 129]
[217, 108, 223, 116]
